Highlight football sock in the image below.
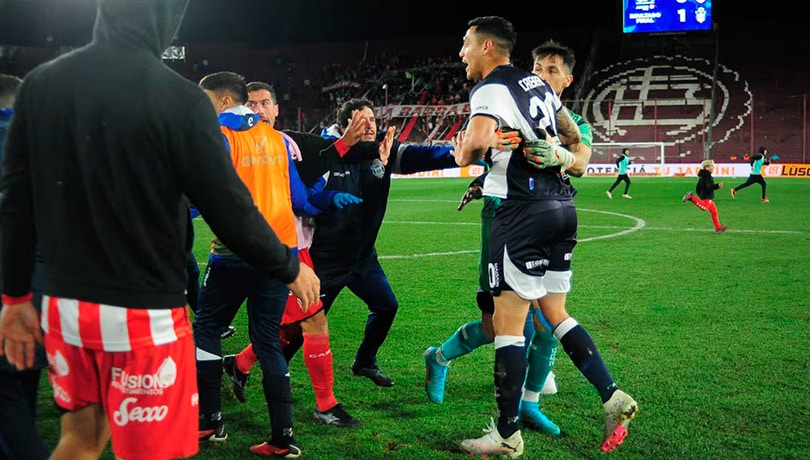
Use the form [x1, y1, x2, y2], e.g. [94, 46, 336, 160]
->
[302, 332, 338, 412]
[494, 335, 526, 439]
[439, 319, 492, 361]
[235, 343, 257, 374]
[554, 317, 618, 403]
[523, 329, 558, 396]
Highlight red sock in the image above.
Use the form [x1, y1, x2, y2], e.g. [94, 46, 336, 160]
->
[303, 332, 337, 411]
[235, 343, 257, 374]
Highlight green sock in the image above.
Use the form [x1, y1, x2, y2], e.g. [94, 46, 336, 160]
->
[439, 320, 492, 361]
[524, 330, 558, 394]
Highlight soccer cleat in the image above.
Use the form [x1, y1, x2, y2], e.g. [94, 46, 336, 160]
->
[423, 346, 448, 404]
[622, 194, 632, 199]
[460, 417, 524, 458]
[682, 191, 693, 203]
[198, 412, 227, 442]
[220, 325, 236, 339]
[351, 361, 394, 387]
[730, 188, 736, 198]
[605, 190, 612, 199]
[249, 442, 301, 458]
[519, 401, 560, 435]
[716, 226, 729, 234]
[761, 198, 769, 203]
[539, 371, 557, 395]
[222, 354, 249, 403]
[313, 403, 361, 428]
[601, 390, 638, 453]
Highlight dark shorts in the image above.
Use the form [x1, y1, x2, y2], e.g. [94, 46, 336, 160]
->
[487, 199, 577, 300]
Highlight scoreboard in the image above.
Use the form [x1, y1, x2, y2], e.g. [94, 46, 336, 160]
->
[623, 0, 712, 34]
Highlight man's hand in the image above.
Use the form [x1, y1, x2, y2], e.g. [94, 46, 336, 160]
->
[523, 138, 576, 171]
[332, 192, 363, 209]
[286, 263, 320, 313]
[491, 128, 522, 150]
[0, 301, 44, 371]
[458, 180, 483, 211]
[340, 110, 365, 147]
[378, 126, 396, 166]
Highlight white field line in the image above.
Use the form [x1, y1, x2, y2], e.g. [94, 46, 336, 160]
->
[197, 207, 804, 265]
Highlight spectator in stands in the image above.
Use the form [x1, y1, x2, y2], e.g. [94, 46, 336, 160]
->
[682, 159, 728, 234]
[730, 146, 770, 202]
[606, 148, 632, 199]
[0, 72, 50, 460]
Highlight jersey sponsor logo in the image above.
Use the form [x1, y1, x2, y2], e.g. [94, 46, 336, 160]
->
[525, 258, 549, 270]
[241, 154, 287, 166]
[582, 55, 750, 152]
[111, 357, 177, 395]
[112, 397, 169, 426]
[48, 350, 70, 377]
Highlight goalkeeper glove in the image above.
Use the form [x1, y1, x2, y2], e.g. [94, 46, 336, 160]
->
[331, 192, 363, 209]
[490, 128, 522, 151]
[457, 178, 484, 211]
[523, 138, 576, 171]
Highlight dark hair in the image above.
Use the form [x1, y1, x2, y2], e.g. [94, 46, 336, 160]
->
[758, 146, 767, 154]
[467, 16, 516, 56]
[0, 73, 23, 108]
[531, 39, 576, 73]
[622, 148, 630, 155]
[199, 71, 248, 104]
[336, 97, 375, 129]
[246, 81, 277, 104]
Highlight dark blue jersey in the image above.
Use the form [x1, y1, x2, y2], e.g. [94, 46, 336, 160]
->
[469, 65, 569, 201]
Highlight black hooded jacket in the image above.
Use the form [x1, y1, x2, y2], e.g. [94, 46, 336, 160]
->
[695, 168, 720, 200]
[1, 0, 298, 309]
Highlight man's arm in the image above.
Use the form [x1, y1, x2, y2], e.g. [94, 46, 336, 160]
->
[176, 97, 299, 284]
[456, 115, 497, 167]
[555, 108, 581, 147]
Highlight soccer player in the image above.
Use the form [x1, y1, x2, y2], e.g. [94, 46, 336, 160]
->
[0, 72, 50, 460]
[222, 82, 392, 428]
[0, 2, 319, 459]
[607, 148, 633, 199]
[453, 17, 636, 457]
[194, 71, 320, 457]
[730, 146, 770, 202]
[683, 159, 728, 233]
[424, 39, 594, 438]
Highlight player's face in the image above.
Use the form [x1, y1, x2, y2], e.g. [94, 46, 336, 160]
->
[246, 89, 279, 127]
[459, 27, 484, 81]
[352, 107, 377, 141]
[532, 55, 573, 97]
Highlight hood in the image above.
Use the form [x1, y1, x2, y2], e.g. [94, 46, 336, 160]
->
[218, 105, 261, 132]
[92, 0, 189, 57]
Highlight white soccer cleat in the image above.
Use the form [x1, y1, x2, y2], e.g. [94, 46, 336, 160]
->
[539, 371, 558, 395]
[601, 390, 638, 452]
[605, 190, 613, 199]
[461, 417, 524, 458]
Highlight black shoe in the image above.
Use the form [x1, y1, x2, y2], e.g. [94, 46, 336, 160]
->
[351, 362, 394, 387]
[220, 325, 236, 339]
[199, 412, 228, 442]
[313, 403, 361, 427]
[222, 354, 249, 403]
